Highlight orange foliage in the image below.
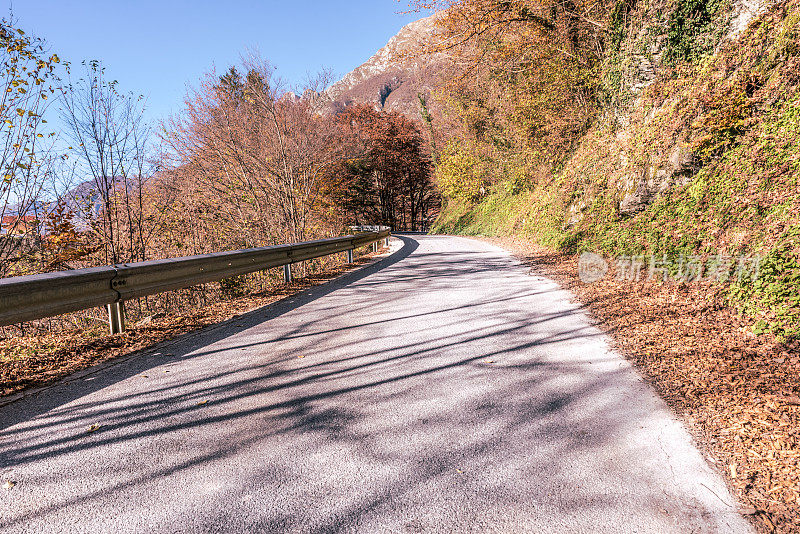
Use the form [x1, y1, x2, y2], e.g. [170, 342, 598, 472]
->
[410, 0, 613, 182]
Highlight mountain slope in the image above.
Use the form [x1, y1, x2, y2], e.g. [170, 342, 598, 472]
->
[433, 0, 799, 340]
[320, 15, 442, 118]
[429, 2, 799, 530]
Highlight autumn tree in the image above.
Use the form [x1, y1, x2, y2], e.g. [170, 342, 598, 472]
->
[336, 105, 436, 231]
[60, 60, 157, 265]
[163, 56, 352, 249]
[0, 19, 61, 276]
[411, 0, 614, 190]
[38, 200, 97, 271]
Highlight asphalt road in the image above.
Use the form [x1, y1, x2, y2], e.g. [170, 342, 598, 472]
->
[0, 235, 752, 533]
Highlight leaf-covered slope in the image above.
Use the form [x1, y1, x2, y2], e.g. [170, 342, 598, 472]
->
[434, 0, 800, 341]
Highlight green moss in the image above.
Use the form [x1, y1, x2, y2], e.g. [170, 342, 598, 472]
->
[609, 0, 636, 53]
[729, 227, 800, 340]
[664, 0, 731, 64]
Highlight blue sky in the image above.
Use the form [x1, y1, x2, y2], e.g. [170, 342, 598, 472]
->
[4, 0, 426, 123]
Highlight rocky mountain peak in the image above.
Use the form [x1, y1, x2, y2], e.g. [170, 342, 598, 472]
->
[319, 14, 442, 119]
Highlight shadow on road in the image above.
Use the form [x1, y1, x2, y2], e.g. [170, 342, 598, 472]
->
[0, 233, 730, 533]
[0, 235, 419, 434]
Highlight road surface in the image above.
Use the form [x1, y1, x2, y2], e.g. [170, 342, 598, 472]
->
[0, 235, 751, 533]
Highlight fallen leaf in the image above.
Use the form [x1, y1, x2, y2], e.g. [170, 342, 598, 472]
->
[730, 463, 737, 479]
[196, 400, 208, 406]
[780, 395, 800, 406]
[87, 424, 101, 433]
[2, 480, 15, 489]
[483, 359, 495, 364]
[297, 355, 305, 359]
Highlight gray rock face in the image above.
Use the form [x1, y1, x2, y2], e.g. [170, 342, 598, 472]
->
[728, 0, 769, 40]
[619, 178, 653, 216]
[318, 14, 443, 118]
[618, 141, 697, 216]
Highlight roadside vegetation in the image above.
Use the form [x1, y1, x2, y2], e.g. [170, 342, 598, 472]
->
[0, 19, 437, 336]
[421, 0, 800, 342]
[411, 0, 800, 530]
[0, 17, 432, 405]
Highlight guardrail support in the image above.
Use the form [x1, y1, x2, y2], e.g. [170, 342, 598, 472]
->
[372, 242, 378, 253]
[283, 264, 292, 284]
[108, 301, 125, 334]
[385, 237, 389, 247]
[346, 249, 353, 263]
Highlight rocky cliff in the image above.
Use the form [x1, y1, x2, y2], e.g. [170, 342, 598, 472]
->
[319, 14, 442, 119]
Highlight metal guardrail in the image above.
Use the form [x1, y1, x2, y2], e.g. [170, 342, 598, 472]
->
[0, 228, 390, 334]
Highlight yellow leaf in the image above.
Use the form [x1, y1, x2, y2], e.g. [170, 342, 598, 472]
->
[2, 480, 16, 490]
[87, 424, 101, 433]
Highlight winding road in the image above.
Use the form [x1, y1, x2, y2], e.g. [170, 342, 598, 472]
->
[0, 235, 751, 533]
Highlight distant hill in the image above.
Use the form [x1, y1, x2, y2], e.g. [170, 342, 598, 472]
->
[63, 179, 105, 219]
[62, 177, 137, 230]
[317, 14, 443, 120]
[3, 200, 51, 218]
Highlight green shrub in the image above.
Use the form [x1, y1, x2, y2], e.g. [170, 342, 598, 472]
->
[434, 140, 488, 202]
[664, 0, 729, 64]
[219, 274, 249, 298]
[729, 227, 800, 340]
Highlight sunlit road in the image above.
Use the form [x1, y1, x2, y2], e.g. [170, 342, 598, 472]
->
[0, 235, 751, 533]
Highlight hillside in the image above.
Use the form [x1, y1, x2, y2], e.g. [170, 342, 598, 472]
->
[424, 0, 800, 530]
[318, 14, 442, 119]
[433, 0, 798, 341]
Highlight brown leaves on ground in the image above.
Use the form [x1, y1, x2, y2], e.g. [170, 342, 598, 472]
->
[481, 236, 800, 534]
[0, 253, 382, 400]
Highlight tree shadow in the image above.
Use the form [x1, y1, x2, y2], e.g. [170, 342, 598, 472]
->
[0, 235, 419, 434]
[0, 234, 745, 532]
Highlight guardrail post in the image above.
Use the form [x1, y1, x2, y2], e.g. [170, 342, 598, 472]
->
[108, 301, 125, 334]
[283, 264, 292, 284]
[346, 249, 353, 263]
[385, 237, 389, 247]
[372, 242, 378, 253]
